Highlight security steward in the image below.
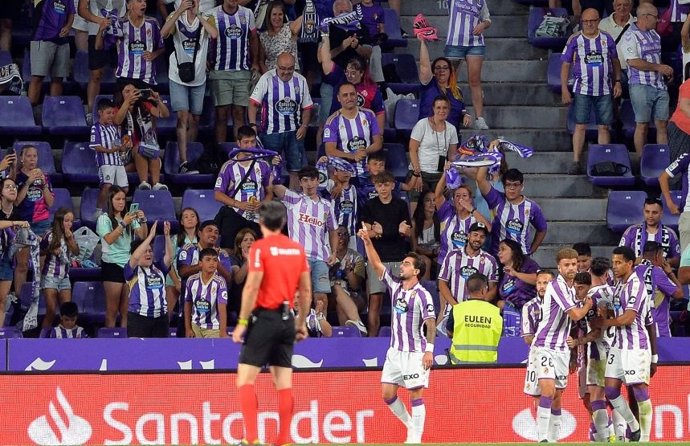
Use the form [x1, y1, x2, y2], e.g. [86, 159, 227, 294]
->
[446, 273, 503, 363]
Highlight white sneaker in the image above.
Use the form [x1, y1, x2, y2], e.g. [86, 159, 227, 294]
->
[152, 182, 168, 191]
[346, 319, 368, 336]
[474, 117, 489, 130]
[138, 181, 152, 190]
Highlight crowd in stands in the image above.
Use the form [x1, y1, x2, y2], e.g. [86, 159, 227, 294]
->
[0, 0, 689, 346]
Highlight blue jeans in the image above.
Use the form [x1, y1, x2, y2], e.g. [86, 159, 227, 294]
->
[261, 131, 306, 172]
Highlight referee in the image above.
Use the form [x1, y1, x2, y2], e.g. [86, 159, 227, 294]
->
[232, 201, 312, 446]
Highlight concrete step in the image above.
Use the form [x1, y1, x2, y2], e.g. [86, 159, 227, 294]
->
[533, 198, 607, 221]
[399, 38, 549, 62]
[521, 174, 604, 198]
[505, 152, 572, 174]
[464, 129, 571, 153]
[463, 83, 558, 106]
[401, 0, 528, 16]
[400, 15, 528, 39]
[532, 244, 617, 270]
[465, 105, 567, 129]
[542, 221, 620, 245]
[455, 59, 547, 83]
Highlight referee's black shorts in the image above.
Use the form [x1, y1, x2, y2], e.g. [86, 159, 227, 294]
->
[239, 308, 295, 368]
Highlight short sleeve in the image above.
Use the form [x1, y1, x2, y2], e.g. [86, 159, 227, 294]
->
[410, 119, 427, 143]
[438, 252, 452, 282]
[368, 110, 381, 136]
[214, 161, 233, 193]
[370, 90, 385, 115]
[419, 289, 436, 320]
[447, 123, 459, 145]
[666, 153, 690, 178]
[625, 279, 646, 313]
[486, 255, 499, 282]
[560, 35, 576, 63]
[326, 202, 337, 231]
[521, 304, 534, 336]
[530, 202, 548, 232]
[184, 279, 194, 302]
[282, 189, 301, 206]
[96, 214, 114, 238]
[248, 8, 256, 31]
[249, 72, 269, 105]
[620, 31, 641, 61]
[668, 229, 681, 258]
[248, 244, 264, 273]
[89, 125, 101, 149]
[484, 186, 504, 210]
[177, 245, 195, 267]
[549, 281, 576, 313]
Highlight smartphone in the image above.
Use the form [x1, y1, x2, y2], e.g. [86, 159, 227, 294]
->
[139, 88, 152, 100]
[129, 202, 139, 214]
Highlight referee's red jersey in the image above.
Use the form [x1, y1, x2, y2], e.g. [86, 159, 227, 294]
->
[248, 234, 309, 310]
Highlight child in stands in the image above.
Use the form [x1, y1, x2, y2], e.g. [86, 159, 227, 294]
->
[47, 301, 88, 338]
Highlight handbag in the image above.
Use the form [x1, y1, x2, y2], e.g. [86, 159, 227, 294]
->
[590, 161, 629, 176]
[175, 23, 201, 83]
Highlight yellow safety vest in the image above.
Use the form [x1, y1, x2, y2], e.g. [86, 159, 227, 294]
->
[448, 299, 503, 364]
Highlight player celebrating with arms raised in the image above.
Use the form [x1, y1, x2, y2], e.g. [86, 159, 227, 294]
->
[358, 223, 436, 444]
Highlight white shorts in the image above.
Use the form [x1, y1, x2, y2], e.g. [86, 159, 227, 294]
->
[586, 343, 609, 387]
[534, 347, 570, 390]
[99, 165, 128, 187]
[72, 0, 88, 31]
[605, 347, 651, 385]
[381, 347, 429, 389]
[523, 347, 540, 396]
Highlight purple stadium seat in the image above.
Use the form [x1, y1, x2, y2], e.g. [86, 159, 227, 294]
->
[566, 103, 598, 141]
[79, 188, 100, 230]
[132, 189, 177, 227]
[49, 188, 78, 227]
[394, 98, 420, 131]
[163, 141, 215, 186]
[547, 53, 574, 94]
[331, 325, 362, 337]
[586, 144, 635, 186]
[640, 144, 670, 187]
[42, 96, 89, 135]
[378, 326, 391, 337]
[0, 327, 22, 338]
[153, 234, 166, 264]
[661, 190, 684, 232]
[382, 8, 406, 49]
[97, 327, 127, 338]
[606, 190, 646, 232]
[73, 281, 105, 324]
[154, 96, 176, 136]
[382, 53, 420, 95]
[0, 50, 11, 66]
[528, 8, 569, 50]
[62, 141, 99, 184]
[384, 143, 408, 181]
[13, 141, 59, 180]
[0, 96, 41, 135]
[181, 189, 222, 222]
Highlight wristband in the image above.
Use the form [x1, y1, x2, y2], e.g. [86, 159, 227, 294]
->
[470, 208, 476, 214]
[425, 343, 434, 353]
[118, 220, 127, 229]
[237, 318, 249, 327]
[651, 354, 658, 364]
[412, 172, 421, 177]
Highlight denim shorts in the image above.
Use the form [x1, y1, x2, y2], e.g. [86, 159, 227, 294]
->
[41, 274, 71, 291]
[169, 79, 206, 115]
[444, 44, 486, 59]
[0, 255, 12, 281]
[261, 130, 306, 172]
[308, 258, 331, 294]
[31, 219, 52, 238]
[629, 84, 670, 123]
[573, 93, 613, 125]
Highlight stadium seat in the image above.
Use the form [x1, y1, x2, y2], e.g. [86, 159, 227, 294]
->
[394, 98, 420, 132]
[42, 96, 89, 135]
[606, 190, 646, 232]
[163, 141, 215, 186]
[547, 52, 574, 94]
[331, 325, 362, 337]
[97, 327, 127, 338]
[154, 95, 177, 136]
[378, 326, 391, 337]
[181, 189, 222, 222]
[382, 53, 420, 95]
[79, 188, 100, 230]
[527, 8, 569, 50]
[0, 327, 22, 338]
[383, 143, 408, 182]
[0, 96, 41, 135]
[132, 189, 177, 229]
[586, 144, 635, 187]
[661, 190, 684, 232]
[49, 188, 77, 226]
[153, 234, 166, 264]
[640, 144, 670, 187]
[382, 8, 406, 49]
[73, 281, 106, 324]
[62, 141, 100, 184]
[13, 141, 60, 183]
[0, 50, 11, 66]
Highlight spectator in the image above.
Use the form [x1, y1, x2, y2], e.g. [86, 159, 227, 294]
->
[316, 156, 358, 245]
[446, 273, 502, 363]
[475, 166, 548, 256]
[561, 8, 622, 175]
[90, 98, 132, 216]
[228, 227, 256, 321]
[418, 38, 472, 132]
[207, 0, 259, 143]
[78, 0, 127, 124]
[324, 82, 382, 178]
[496, 238, 540, 312]
[161, 0, 218, 174]
[358, 170, 414, 336]
[0, 178, 29, 327]
[273, 166, 338, 315]
[165, 207, 199, 322]
[445, 0, 491, 130]
[411, 190, 440, 280]
[97, 186, 148, 328]
[126, 221, 173, 338]
[408, 96, 460, 192]
[115, 84, 170, 190]
[249, 52, 313, 189]
[598, 0, 635, 84]
[184, 247, 229, 338]
[46, 301, 89, 338]
[666, 76, 690, 163]
[0, 0, 23, 51]
[15, 145, 55, 295]
[327, 0, 372, 70]
[620, 3, 673, 157]
[638, 241, 683, 338]
[258, 1, 302, 73]
[71, 0, 89, 51]
[214, 125, 274, 249]
[330, 225, 367, 335]
[40, 208, 80, 332]
[28, 0, 75, 107]
[619, 197, 681, 267]
[358, 0, 385, 83]
[355, 151, 415, 204]
[660, 153, 690, 252]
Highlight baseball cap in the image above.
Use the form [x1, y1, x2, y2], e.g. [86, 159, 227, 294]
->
[469, 222, 489, 235]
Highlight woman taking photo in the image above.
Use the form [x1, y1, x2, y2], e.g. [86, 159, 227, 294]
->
[97, 186, 148, 327]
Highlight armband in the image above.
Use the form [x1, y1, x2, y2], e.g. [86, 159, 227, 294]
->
[238, 318, 249, 327]
[651, 354, 658, 364]
[425, 343, 434, 353]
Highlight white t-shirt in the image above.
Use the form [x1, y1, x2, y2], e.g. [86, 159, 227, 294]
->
[167, 13, 211, 86]
[598, 14, 636, 70]
[410, 118, 459, 174]
[164, 0, 217, 13]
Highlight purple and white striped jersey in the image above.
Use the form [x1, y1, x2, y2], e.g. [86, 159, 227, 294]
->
[323, 108, 382, 177]
[40, 233, 70, 281]
[521, 296, 542, 339]
[381, 269, 435, 352]
[561, 31, 618, 96]
[215, 159, 272, 222]
[446, 0, 490, 47]
[586, 284, 615, 360]
[48, 325, 88, 338]
[620, 23, 665, 90]
[611, 268, 652, 350]
[484, 187, 548, 255]
[636, 261, 677, 338]
[208, 5, 256, 72]
[318, 177, 359, 236]
[86, 0, 126, 36]
[665, 153, 690, 211]
[438, 247, 498, 302]
[124, 262, 169, 318]
[282, 189, 337, 261]
[250, 70, 313, 135]
[533, 275, 578, 352]
[185, 272, 228, 330]
[114, 17, 163, 85]
[437, 200, 476, 263]
[619, 223, 680, 260]
[90, 122, 123, 167]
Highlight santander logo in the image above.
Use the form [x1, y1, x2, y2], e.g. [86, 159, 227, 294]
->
[512, 408, 576, 441]
[27, 387, 92, 445]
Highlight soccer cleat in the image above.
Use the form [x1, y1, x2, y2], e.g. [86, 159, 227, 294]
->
[412, 13, 439, 41]
[629, 429, 641, 442]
